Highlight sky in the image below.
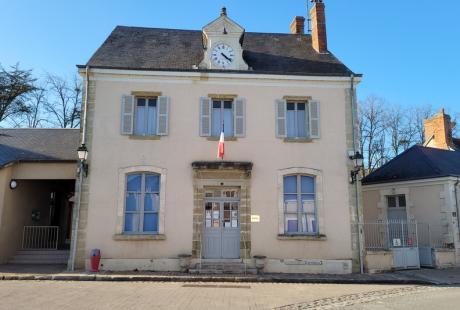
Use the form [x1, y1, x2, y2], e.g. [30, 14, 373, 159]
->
[1, 0, 459, 112]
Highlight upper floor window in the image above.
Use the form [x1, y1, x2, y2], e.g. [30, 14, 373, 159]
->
[124, 173, 160, 234]
[287, 102, 308, 138]
[283, 175, 317, 234]
[212, 100, 234, 137]
[135, 97, 157, 136]
[276, 99, 320, 140]
[120, 94, 170, 137]
[200, 97, 246, 138]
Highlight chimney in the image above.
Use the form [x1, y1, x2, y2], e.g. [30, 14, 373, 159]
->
[310, 0, 328, 53]
[423, 109, 455, 150]
[290, 16, 305, 35]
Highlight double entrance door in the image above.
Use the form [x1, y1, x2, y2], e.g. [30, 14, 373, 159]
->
[203, 189, 240, 259]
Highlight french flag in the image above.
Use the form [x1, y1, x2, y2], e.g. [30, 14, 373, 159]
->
[217, 131, 225, 159]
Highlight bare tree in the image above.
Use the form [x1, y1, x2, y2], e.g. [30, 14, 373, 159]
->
[386, 104, 416, 157]
[24, 83, 48, 128]
[359, 95, 388, 175]
[0, 64, 36, 124]
[45, 74, 81, 128]
[411, 104, 433, 144]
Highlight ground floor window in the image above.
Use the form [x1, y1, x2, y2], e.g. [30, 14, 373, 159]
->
[124, 173, 160, 234]
[283, 175, 317, 234]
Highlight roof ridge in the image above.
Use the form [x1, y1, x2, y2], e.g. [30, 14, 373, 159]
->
[115, 25, 312, 37]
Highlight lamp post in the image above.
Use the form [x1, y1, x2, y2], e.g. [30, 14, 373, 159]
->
[349, 151, 364, 184]
[77, 144, 89, 177]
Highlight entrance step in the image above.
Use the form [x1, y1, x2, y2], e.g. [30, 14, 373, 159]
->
[190, 260, 257, 274]
[9, 250, 69, 265]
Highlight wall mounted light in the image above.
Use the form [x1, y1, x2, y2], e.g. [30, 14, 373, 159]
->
[349, 151, 364, 184]
[9, 179, 18, 190]
[77, 143, 89, 177]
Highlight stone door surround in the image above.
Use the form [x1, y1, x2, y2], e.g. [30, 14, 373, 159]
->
[191, 161, 252, 260]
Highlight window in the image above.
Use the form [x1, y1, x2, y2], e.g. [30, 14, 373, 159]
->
[286, 102, 308, 138]
[200, 97, 246, 138]
[283, 175, 317, 234]
[211, 100, 234, 137]
[134, 97, 157, 136]
[124, 173, 160, 234]
[387, 195, 406, 208]
[275, 99, 320, 139]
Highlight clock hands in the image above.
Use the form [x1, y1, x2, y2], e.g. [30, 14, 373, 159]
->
[220, 53, 232, 62]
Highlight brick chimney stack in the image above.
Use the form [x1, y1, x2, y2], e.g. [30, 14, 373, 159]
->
[290, 16, 305, 35]
[423, 109, 455, 150]
[310, 0, 328, 53]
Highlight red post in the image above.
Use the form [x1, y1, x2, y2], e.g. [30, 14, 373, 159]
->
[90, 249, 101, 272]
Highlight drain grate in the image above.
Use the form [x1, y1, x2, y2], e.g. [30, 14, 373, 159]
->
[182, 284, 251, 289]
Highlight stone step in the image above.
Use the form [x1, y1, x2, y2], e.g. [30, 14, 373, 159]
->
[190, 262, 257, 274]
[9, 250, 69, 265]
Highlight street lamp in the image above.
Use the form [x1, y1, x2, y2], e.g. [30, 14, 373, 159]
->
[77, 144, 89, 177]
[349, 151, 364, 184]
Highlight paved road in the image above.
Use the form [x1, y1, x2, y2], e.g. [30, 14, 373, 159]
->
[0, 281, 458, 309]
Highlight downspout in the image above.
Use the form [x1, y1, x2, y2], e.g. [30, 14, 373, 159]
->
[68, 66, 90, 271]
[455, 178, 460, 234]
[350, 74, 364, 274]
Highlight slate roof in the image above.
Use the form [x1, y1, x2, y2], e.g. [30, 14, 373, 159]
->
[362, 145, 460, 185]
[79, 26, 357, 77]
[0, 129, 80, 168]
[454, 138, 460, 149]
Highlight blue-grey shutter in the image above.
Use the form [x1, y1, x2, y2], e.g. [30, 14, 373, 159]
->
[275, 99, 287, 138]
[233, 97, 246, 137]
[121, 95, 134, 135]
[309, 100, 320, 139]
[200, 97, 212, 136]
[156, 96, 170, 136]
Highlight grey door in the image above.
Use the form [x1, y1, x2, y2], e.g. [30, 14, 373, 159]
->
[387, 195, 420, 269]
[203, 199, 240, 259]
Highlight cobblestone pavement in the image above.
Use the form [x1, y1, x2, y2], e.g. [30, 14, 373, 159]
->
[276, 285, 452, 309]
[0, 281, 427, 310]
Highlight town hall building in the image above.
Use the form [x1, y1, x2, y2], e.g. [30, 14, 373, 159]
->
[69, 1, 362, 273]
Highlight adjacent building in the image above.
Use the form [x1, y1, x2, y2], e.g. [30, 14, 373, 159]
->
[362, 110, 460, 271]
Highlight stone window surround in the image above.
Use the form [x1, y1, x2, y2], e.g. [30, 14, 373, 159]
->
[115, 165, 167, 238]
[277, 167, 325, 237]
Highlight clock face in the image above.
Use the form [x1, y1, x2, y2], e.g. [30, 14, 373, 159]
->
[211, 43, 235, 68]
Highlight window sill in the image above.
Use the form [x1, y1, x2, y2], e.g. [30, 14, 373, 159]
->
[113, 234, 166, 241]
[277, 234, 326, 241]
[129, 135, 161, 140]
[206, 137, 238, 141]
[283, 138, 313, 143]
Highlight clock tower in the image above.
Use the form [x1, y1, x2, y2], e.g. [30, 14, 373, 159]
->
[199, 8, 249, 70]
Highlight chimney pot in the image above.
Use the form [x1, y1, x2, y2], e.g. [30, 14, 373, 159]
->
[310, 0, 328, 53]
[290, 16, 306, 34]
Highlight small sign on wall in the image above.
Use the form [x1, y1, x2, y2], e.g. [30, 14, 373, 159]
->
[392, 238, 402, 247]
[251, 215, 260, 223]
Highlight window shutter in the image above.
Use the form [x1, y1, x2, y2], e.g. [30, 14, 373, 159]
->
[309, 100, 320, 139]
[233, 97, 246, 137]
[200, 97, 212, 137]
[121, 95, 135, 135]
[156, 96, 170, 136]
[275, 99, 287, 138]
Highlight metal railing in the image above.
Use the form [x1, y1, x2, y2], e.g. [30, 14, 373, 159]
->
[22, 226, 59, 250]
[363, 221, 455, 251]
[417, 223, 455, 249]
[362, 220, 418, 250]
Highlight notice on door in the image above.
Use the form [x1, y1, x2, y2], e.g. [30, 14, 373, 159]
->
[251, 215, 260, 223]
